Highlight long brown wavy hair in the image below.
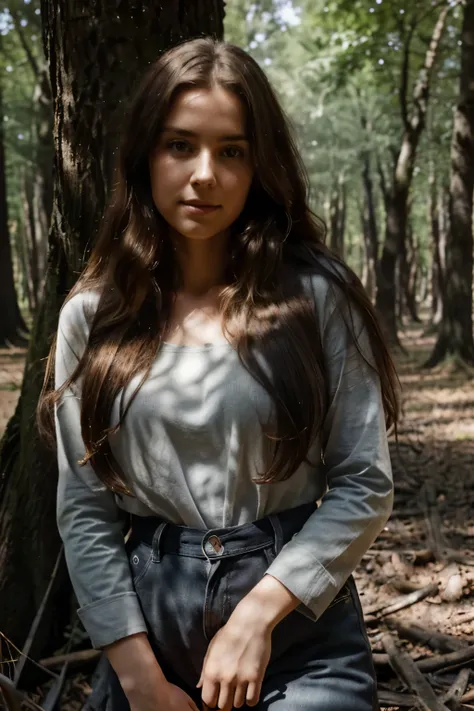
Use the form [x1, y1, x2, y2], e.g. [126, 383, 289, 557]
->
[37, 38, 400, 495]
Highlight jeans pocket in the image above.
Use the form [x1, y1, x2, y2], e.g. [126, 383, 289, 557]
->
[127, 539, 154, 587]
[327, 582, 351, 610]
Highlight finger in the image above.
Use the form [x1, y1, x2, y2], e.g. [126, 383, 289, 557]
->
[217, 682, 233, 711]
[246, 680, 262, 707]
[233, 682, 248, 708]
[197, 648, 210, 688]
[201, 679, 219, 710]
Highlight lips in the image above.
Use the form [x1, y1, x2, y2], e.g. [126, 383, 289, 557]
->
[181, 200, 220, 208]
[180, 200, 221, 215]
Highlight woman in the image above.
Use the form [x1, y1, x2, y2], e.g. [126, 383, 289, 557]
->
[38, 38, 399, 711]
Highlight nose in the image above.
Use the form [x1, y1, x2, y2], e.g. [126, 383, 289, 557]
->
[191, 149, 216, 187]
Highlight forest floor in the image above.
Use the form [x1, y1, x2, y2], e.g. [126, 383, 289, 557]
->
[0, 317, 473, 710]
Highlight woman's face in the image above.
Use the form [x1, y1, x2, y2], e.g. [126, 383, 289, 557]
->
[149, 85, 254, 241]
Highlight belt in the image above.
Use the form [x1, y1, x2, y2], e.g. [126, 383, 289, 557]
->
[130, 501, 316, 560]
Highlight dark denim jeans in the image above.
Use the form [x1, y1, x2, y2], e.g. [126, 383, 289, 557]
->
[86, 502, 379, 710]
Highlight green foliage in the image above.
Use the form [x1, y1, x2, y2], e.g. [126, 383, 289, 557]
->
[224, 0, 461, 275]
[1, 0, 44, 311]
[0, 0, 463, 291]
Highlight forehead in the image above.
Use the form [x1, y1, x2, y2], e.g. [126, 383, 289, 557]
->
[164, 86, 247, 136]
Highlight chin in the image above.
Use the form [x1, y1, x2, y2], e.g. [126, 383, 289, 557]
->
[172, 221, 227, 241]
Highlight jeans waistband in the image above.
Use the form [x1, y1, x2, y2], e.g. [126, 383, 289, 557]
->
[130, 501, 316, 560]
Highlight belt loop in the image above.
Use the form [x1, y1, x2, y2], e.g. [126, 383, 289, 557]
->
[268, 514, 284, 554]
[151, 522, 168, 563]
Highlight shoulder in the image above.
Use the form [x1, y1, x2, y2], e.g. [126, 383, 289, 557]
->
[57, 289, 101, 354]
[295, 255, 352, 331]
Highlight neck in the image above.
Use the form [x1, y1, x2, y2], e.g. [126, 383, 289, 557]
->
[172, 231, 230, 295]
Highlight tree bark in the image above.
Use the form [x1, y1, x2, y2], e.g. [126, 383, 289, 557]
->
[375, 3, 452, 345]
[361, 150, 378, 302]
[431, 182, 448, 326]
[426, 0, 474, 367]
[329, 172, 346, 258]
[0, 0, 225, 661]
[34, 67, 54, 285]
[23, 171, 40, 314]
[404, 221, 421, 322]
[0, 83, 28, 347]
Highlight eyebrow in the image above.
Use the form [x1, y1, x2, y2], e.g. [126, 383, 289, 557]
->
[162, 126, 248, 142]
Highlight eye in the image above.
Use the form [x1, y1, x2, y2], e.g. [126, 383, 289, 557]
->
[168, 140, 192, 154]
[222, 145, 245, 159]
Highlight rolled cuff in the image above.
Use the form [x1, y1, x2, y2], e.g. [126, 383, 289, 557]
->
[265, 540, 342, 621]
[78, 591, 148, 649]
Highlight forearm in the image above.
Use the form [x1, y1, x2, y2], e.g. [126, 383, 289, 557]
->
[231, 574, 300, 632]
[105, 632, 167, 694]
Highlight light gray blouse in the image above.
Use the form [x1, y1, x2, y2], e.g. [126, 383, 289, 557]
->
[55, 273, 393, 649]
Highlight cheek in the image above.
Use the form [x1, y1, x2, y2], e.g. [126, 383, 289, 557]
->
[150, 159, 186, 207]
[223, 170, 253, 210]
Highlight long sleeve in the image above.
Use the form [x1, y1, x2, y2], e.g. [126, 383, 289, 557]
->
[55, 293, 148, 648]
[265, 282, 394, 620]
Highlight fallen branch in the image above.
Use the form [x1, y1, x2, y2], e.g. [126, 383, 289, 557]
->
[389, 621, 469, 653]
[373, 644, 474, 674]
[381, 631, 450, 711]
[417, 645, 474, 674]
[378, 689, 416, 707]
[441, 667, 470, 708]
[364, 582, 438, 622]
[39, 648, 101, 670]
[390, 579, 426, 595]
[452, 611, 474, 627]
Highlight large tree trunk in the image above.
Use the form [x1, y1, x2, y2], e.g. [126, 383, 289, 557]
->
[0, 0, 225, 662]
[0, 84, 28, 347]
[375, 3, 451, 345]
[426, 0, 474, 367]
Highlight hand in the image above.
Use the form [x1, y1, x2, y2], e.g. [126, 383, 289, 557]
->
[129, 680, 199, 711]
[197, 614, 272, 710]
[105, 633, 199, 711]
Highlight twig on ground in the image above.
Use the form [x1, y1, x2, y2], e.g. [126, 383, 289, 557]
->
[378, 689, 417, 707]
[39, 649, 101, 670]
[373, 644, 474, 674]
[441, 667, 470, 709]
[389, 621, 469, 653]
[381, 631, 450, 711]
[364, 582, 438, 622]
[417, 645, 474, 674]
[452, 611, 474, 627]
